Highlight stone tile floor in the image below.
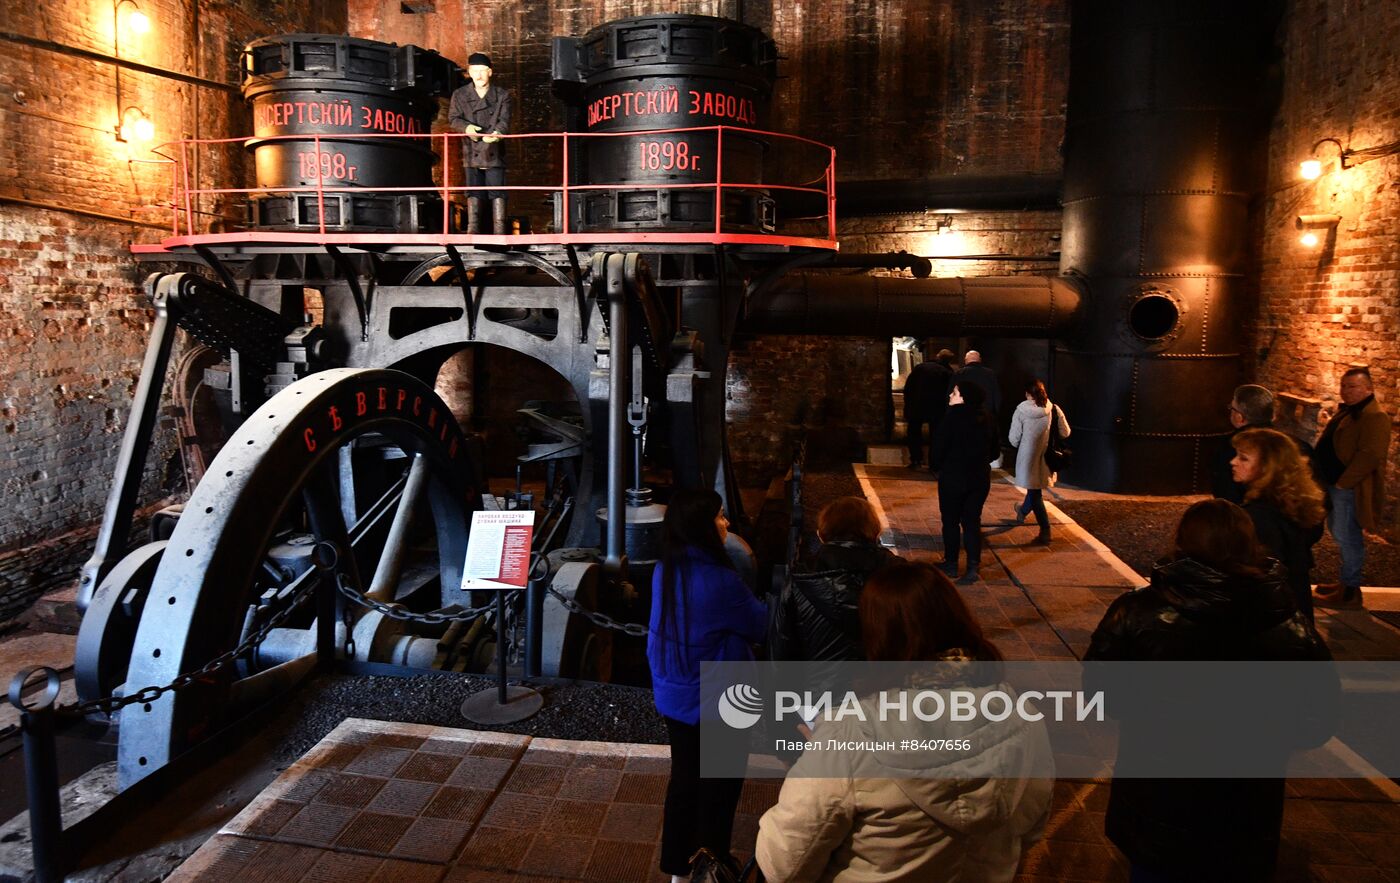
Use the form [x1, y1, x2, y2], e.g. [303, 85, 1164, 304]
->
[167, 465, 1400, 882]
[171, 719, 782, 883]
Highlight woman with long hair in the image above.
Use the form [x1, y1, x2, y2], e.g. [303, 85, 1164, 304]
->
[648, 488, 768, 882]
[1007, 379, 1070, 544]
[929, 380, 1001, 584]
[1085, 499, 1332, 883]
[756, 560, 1052, 882]
[1230, 427, 1326, 621]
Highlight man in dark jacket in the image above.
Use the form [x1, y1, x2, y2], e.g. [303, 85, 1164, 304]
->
[954, 350, 999, 417]
[954, 350, 1001, 467]
[448, 52, 512, 234]
[902, 348, 955, 469]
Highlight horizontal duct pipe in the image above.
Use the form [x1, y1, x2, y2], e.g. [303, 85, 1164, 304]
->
[742, 274, 1081, 338]
[835, 174, 1063, 215]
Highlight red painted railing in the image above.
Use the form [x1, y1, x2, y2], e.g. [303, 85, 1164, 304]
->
[146, 126, 837, 244]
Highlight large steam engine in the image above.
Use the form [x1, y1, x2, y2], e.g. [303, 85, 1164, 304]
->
[67, 5, 1260, 791]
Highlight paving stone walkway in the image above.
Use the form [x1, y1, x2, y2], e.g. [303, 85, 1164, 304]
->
[168, 466, 1400, 882]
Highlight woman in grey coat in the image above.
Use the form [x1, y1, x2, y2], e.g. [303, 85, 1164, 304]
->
[1007, 379, 1069, 544]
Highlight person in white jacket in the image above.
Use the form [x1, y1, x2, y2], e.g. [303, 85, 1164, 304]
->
[755, 561, 1053, 883]
[1007, 380, 1070, 545]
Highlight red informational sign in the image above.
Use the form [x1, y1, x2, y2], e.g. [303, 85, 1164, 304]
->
[461, 511, 535, 589]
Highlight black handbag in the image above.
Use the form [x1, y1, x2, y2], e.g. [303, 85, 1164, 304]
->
[689, 849, 764, 883]
[1043, 404, 1072, 472]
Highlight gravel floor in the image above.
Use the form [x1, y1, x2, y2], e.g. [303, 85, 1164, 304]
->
[271, 673, 668, 764]
[1056, 498, 1400, 587]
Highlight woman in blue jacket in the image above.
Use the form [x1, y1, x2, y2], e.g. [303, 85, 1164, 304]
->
[649, 488, 769, 881]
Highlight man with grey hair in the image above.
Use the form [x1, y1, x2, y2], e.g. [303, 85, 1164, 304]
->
[1211, 384, 1277, 503]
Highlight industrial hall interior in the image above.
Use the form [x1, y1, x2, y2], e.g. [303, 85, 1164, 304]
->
[3, 0, 1400, 880]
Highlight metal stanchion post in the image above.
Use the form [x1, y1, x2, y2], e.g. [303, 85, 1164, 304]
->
[525, 577, 544, 679]
[313, 542, 340, 671]
[9, 667, 65, 883]
[461, 588, 544, 724]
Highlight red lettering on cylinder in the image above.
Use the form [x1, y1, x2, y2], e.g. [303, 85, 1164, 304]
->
[396, 389, 407, 410]
[303, 428, 316, 452]
[355, 392, 367, 416]
[377, 387, 387, 410]
[413, 396, 422, 416]
[328, 405, 343, 431]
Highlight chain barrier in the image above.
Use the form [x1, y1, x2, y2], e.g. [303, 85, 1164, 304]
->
[334, 577, 504, 624]
[53, 568, 323, 720]
[12, 556, 650, 728]
[544, 582, 649, 637]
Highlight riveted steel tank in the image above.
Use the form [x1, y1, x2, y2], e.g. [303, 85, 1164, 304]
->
[551, 14, 778, 233]
[240, 34, 461, 232]
[1055, 0, 1273, 493]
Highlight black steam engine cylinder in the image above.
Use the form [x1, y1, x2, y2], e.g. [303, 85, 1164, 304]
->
[241, 34, 461, 232]
[551, 15, 779, 233]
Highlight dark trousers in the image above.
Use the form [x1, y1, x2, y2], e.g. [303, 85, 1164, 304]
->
[660, 716, 746, 875]
[466, 166, 506, 202]
[1018, 487, 1050, 529]
[939, 480, 989, 571]
[906, 417, 931, 464]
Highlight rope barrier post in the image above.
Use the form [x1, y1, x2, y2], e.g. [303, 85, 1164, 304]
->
[9, 668, 65, 883]
[313, 542, 340, 672]
[525, 557, 546, 679]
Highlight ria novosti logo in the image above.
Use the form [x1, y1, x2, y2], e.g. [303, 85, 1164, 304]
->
[717, 684, 764, 729]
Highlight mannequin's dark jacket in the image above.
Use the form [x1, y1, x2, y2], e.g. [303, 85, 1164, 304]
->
[770, 541, 895, 662]
[1084, 557, 1336, 881]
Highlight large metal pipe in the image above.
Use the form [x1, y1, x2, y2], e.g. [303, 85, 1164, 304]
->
[1055, 0, 1272, 493]
[743, 274, 1081, 339]
[604, 254, 629, 575]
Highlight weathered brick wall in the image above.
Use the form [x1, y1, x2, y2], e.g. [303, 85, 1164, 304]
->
[0, 0, 346, 624]
[353, 0, 1068, 186]
[1255, 0, 1400, 536]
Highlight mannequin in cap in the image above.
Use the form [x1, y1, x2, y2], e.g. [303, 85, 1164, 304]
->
[448, 51, 513, 233]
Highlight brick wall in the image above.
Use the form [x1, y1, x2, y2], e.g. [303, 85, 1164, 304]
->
[353, 0, 1068, 185]
[0, 0, 346, 624]
[1255, 0, 1400, 536]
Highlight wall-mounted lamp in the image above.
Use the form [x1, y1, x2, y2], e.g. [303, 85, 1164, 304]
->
[1295, 213, 1341, 248]
[117, 106, 155, 143]
[113, 0, 152, 144]
[115, 0, 150, 35]
[1299, 138, 1344, 179]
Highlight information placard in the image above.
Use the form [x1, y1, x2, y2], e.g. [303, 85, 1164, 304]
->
[461, 510, 535, 589]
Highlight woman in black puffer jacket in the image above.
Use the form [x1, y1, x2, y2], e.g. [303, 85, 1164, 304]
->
[771, 496, 894, 663]
[1085, 499, 1335, 883]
